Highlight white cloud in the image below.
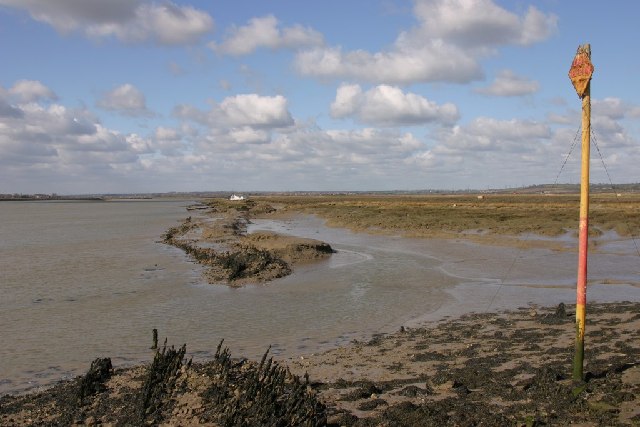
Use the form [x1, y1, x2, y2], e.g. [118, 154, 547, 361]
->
[0, 88, 24, 118]
[0, 0, 213, 45]
[155, 126, 179, 141]
[172, 93, 294, 150]
[97, 84, 153, 117]
[73, 123, 131, 153]
[519, 6, 559, 45]
[295, 0, 557, 84]
[9, 80, 58, 102]
[219, 94, 293, 128]
[326, 128, 423, 158]
[148, 126, 187, 156]
[436, 117, 551, 153]
[296, 43, 482, 85]
[225, 127, 269, 144]
[398, 117, 557, 188]
[591, 98, 638, 149]
[475, 70, 539, 97]
[593, 97, 627, 120]
[331, 83, 459, 126]
[2, 80, 427, 191]
[330, 84, 362, 118]
[199, 126, 428, 188]
[210, 14, 323, 55]
[548, 119, 639, 184]
[175, 93, 294, 131]
[547, 113, 572, 125]
[173, 104, 207, 124]
[0, 91, 139, 174]
[403, 117, 561, 187]
[413, 0, 557, 47]
[165, 103, 436, 189]
[551, 97, 639, 150]
[0, 101, 23, 119]
[629, 106, 640, 118]
[0, 0, 136, 30]
[165, 94, 638, 191]
[3, 73, 637, 193]
[126, 133, 152, 154]
[17, 103, 97, 137]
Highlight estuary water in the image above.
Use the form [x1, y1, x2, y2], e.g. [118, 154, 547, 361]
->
[2, 200, 639, 395]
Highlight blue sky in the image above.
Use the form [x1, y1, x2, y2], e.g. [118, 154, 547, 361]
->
[1, 0, 639, 194]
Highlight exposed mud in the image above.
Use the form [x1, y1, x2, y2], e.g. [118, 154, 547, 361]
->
[2, 302, 638, 426]
[163, 198, 334, 286]
[287, 301, 640, 426]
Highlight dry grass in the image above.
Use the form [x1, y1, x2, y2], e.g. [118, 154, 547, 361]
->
[255, 193, 640, 241]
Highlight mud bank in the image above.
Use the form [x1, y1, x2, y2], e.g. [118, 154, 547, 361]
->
[163, 198, 334, 286]
[286, 301, 640, 426]
[2, 302, 638, 425]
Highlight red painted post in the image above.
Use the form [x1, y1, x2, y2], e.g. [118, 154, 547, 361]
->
[568, 44, 593, 381]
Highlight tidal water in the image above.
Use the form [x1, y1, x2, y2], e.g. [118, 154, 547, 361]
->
[1, 200, 639, 395]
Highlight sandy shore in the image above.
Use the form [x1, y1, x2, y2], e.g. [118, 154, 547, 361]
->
[2, 302, 638, 425]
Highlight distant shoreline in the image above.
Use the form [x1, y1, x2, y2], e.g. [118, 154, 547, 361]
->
[0, 197, 104, 202]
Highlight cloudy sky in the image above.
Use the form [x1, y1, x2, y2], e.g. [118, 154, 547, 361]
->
[1, 0, 639, 194]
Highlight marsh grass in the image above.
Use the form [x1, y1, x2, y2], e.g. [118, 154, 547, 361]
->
[256, 193, 640, 240]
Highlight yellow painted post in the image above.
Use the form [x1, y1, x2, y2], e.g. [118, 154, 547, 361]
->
[568, 44, 594, 381]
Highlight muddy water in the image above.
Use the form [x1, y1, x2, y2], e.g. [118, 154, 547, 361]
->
[2, 202, 639, 395]
[247, 215, 640, 327]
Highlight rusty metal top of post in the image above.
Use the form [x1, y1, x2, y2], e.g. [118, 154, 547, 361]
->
[569, 44, 594, 98]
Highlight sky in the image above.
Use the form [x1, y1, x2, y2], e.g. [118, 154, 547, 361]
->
[1, 0, 639, 194]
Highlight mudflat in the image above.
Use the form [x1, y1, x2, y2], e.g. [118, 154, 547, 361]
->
[163, 198, 334, 286]
[2, 302, 638, 425]
[2, 193, 639, 425]
[286, 302, 640, 426]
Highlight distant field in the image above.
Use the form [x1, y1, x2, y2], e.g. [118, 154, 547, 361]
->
[256, 193, 640, 242]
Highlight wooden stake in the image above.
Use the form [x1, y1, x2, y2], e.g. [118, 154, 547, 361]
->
[151, 328, 158, 350]
[568, 44, 594, 381]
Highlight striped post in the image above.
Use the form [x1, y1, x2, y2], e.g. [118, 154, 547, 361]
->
[568, 44, 593, 381]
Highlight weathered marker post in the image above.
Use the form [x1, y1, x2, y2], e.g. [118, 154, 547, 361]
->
[568, 44, 594, 381]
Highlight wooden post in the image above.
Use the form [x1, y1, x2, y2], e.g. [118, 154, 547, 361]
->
[151, 328, 158, 350]
[568, 44, 594, 381]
